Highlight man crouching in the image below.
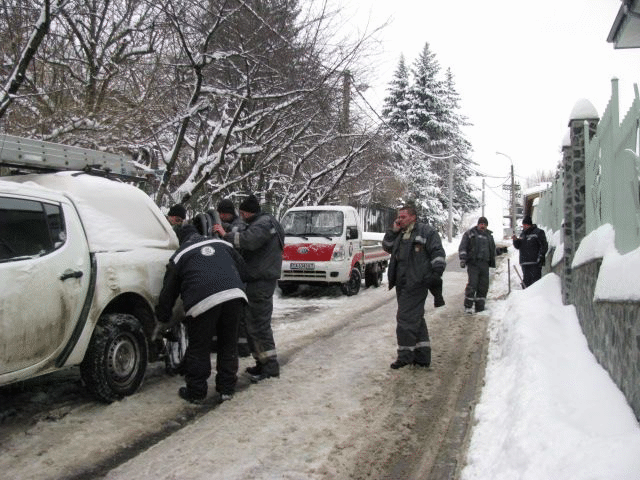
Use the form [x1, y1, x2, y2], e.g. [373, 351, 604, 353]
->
[156, 224, 248, 404]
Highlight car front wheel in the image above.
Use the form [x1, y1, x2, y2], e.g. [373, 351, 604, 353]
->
[341, 267, 362, 296]
[81, 313, 148, 403]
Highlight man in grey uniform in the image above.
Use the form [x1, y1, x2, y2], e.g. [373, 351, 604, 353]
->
[215, 194, 284, 381]
[458, 216, 496, 313]
[382, 204, 446, 369]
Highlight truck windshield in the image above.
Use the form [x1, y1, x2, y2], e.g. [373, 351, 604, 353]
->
[281, 210, 344, 237]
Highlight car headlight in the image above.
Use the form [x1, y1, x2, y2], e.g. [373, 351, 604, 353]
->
[332, 244, 345, 261]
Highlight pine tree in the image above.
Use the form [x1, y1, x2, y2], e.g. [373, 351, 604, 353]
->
[382, 55, 410, 133]
[442, 68, 479, 225]
[406, 43, 448, 152]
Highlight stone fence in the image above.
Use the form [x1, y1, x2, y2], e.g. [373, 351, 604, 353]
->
[537, 79, 640, 421]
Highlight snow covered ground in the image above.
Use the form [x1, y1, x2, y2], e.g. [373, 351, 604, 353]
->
[2, 238, 640, 479]
[109, 240, 640, 479]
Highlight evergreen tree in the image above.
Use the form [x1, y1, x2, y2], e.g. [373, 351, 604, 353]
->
[382, 55, 410, 133]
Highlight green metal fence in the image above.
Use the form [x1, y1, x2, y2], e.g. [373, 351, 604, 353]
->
[536, 79, 640, 255]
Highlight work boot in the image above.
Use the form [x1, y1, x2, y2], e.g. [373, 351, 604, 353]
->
[390, 359, 411, 369]
[245, 363, 262, 376]
[178, 387, 205, 404]
[464, 307, 474, 314]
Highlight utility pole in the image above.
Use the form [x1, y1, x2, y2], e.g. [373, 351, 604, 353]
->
[510, 163, 516, 233]
[447, 156, 454, 243]
[340, 70, 351, 133]
[496, 151, 517, 235]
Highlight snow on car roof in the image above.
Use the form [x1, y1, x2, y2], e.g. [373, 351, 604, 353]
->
[1, 172, 178, 251]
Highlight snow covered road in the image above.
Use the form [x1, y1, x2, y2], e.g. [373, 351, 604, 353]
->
[0, 254, 494, 479]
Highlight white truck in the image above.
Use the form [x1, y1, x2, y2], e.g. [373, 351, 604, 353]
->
[0, 134, 181, 402]
[278, 205, 390, 296]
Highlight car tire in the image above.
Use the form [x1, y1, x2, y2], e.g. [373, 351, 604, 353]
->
[341, 267, 362, 296]
[80, 313, 148, 403]
[278, 282, 298, 296]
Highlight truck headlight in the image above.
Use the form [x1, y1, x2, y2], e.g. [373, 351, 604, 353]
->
[332, 244, 345, 261]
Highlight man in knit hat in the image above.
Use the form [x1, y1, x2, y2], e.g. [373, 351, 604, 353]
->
[215, 198, 245, 234]
[512, 215, 548, 287]
[458, 216, 496, 313]
[214, 194, 284, 381]
[167, 204, 187, 227]
[212, 198, 250, 357]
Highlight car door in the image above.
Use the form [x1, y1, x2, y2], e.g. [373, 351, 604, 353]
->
[0, 195, 91, 376]
[344, 208, 360, 261]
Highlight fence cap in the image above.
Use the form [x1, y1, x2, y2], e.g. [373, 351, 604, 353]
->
[569, 99, 598, 125]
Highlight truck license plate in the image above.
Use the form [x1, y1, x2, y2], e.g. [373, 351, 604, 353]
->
[290, 262, 314, 270]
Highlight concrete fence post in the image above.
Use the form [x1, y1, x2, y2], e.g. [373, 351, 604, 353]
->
[564, 101, 599, 304]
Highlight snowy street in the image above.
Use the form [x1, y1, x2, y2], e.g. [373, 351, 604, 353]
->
[2, 244, 640, 480]
[0, 250, 490, 480]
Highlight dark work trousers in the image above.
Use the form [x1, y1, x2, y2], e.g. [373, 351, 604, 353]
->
[237, 304, 251, 356]
[183, 298, 243, 397]
[395, 280, 431, 365]
[245, 279, 279, 376]
[464, 260, 490, 312]
[522, 264, 542, 288]
[211, 303, 250, 356]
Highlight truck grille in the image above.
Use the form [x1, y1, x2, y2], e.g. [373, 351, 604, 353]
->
[282, 270, 327, 279]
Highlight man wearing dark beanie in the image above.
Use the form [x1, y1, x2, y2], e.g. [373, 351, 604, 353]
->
[458, 216, 496, 313]
[512, 215, 548, 288]
[215, 193, 285, 382]
[212, 198, 250, 357]
[167, 204, 187, 235]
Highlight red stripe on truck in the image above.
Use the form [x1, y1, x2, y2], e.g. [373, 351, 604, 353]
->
[283, 243, 335, 261]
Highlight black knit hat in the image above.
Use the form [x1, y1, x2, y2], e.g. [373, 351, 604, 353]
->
[477, 216, 488, 225]
[239, 194, 260, 214]
[522, 215, 532, 225]
[217, 198, 235, 215]
[168, 204, 187, 219]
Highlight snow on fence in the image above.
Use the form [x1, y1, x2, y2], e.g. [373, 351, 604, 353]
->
[536, 78, 640, 255]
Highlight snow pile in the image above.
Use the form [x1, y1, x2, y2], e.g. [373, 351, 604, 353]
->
[462, 272, 640, 480]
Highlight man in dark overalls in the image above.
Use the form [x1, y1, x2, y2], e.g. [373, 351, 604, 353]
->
[458, 217, 496, 313]
[383, 204, 446, 369]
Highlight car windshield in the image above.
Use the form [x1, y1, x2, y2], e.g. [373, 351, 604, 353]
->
[281, 210, 344, 237]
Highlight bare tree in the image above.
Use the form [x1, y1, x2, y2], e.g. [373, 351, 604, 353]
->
[0, 0, 70, 118]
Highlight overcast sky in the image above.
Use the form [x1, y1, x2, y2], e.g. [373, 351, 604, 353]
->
[340, 0, 640, 184]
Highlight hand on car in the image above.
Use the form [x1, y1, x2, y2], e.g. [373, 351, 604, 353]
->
[212, 224, 226, 237]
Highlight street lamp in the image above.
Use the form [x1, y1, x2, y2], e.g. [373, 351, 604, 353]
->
[495, 151, 517, 236]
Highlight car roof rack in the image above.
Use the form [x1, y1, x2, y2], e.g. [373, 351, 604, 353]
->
[0, 133, 147, 182]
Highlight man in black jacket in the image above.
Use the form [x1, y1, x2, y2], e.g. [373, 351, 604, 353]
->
[215, 194, 285, 382]
[156, 224, 248, 403]
[459, 217, 496, 313]
[512, 215, 548, 288]
[382, 204, 446, 369]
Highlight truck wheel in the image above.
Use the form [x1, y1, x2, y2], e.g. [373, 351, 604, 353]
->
[365, 264, 382, 288]
[80, 313, 148, 403]
[341, 267, 362, 296]
[278, 282, 298, 296]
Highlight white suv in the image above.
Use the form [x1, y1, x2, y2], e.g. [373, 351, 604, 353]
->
[0, 172, 179, 402]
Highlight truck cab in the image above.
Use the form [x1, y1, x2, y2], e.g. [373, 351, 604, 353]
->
[279, 205, 388, 296]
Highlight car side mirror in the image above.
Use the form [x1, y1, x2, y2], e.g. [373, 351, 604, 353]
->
[346, 226, 358, 240]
